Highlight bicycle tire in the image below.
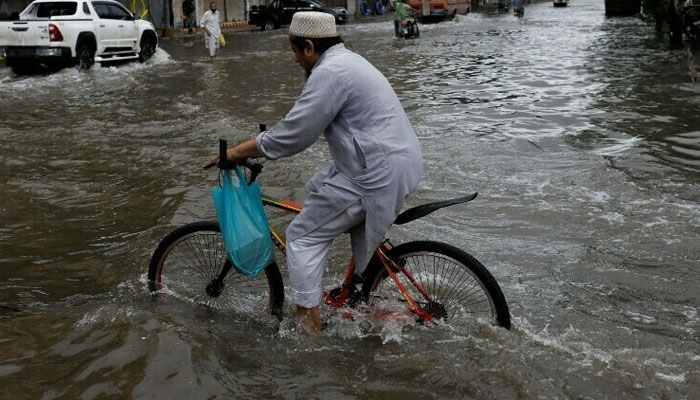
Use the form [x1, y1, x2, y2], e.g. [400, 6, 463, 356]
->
[361, 241, 511, 329]
[148, 221, 284, 320]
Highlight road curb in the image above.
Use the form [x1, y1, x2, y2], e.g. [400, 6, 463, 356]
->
[220, 21, 251, 31]
[178, 21, 253, 35]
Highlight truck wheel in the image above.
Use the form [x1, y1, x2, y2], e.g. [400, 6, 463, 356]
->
[138, 35, 156, 63]
[75, 43, 95, 71]
[262, 20, 275, 31]
[8, 60, 34, 76]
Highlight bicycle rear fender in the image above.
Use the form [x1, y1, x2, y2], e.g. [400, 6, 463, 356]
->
[393, 193, 478, 225]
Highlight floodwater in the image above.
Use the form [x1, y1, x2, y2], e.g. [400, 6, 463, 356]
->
[2, 0, 700, 398]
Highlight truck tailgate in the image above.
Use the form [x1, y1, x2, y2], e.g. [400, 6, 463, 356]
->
[0, 21, 49, 47]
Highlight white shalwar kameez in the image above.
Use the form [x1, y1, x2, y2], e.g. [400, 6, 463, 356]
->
[200, 9, 221, 56]
[256, 44, 423, 308]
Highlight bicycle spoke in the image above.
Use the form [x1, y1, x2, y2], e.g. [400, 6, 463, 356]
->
[440, 269, 476, 304]
[370, 248, 500, 323]
[154, 225, 277, 316]
[181, 233, 215, 281]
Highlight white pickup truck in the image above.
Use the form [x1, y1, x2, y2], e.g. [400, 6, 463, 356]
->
[0, 0, 158, 74]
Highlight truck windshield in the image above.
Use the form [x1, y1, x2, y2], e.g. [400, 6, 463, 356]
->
[36, 2, 78, 18]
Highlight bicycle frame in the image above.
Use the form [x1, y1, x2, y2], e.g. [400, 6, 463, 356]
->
[260, 193, 438, 323]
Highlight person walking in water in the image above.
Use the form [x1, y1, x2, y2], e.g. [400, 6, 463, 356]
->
[203, 12, 423, 333]
[200, 1, 221, 60]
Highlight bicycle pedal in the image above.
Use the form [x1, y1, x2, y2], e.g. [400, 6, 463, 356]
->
[351, 274, 364, 285]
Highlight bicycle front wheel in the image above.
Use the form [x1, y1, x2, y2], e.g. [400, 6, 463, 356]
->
[361, 241, 511, 329]
[148, 221, 284, 319]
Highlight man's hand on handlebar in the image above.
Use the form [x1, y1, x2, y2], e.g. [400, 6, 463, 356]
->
[202, 148, 242, 169]
[202, 136, 262, 169]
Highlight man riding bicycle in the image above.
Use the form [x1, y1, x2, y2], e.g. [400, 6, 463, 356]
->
[203, 12, 423, 332]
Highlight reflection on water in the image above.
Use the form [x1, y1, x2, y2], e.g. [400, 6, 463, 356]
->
[1, 0, 700, 398]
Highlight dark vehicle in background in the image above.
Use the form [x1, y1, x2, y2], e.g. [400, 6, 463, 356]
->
[0, 11, 20, 20]
[684, 0, 700, 41]
[249, 0, 348, 31]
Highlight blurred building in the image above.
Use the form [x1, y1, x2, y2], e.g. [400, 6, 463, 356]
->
[0, 0, 352, 29]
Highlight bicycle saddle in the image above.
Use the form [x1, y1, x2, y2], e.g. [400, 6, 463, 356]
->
[393, 193, 478, 225]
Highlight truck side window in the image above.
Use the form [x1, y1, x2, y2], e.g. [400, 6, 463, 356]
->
[83, 3, 91, 14]
[93, 3, 110, 19]
[36, 2, 78, 18]
[107, 4, 131, 20]
[25, 4, 37, 17]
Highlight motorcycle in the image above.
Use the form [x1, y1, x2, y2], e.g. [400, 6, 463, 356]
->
[512, 0, 524, 17]
[399, 15, 420, 39]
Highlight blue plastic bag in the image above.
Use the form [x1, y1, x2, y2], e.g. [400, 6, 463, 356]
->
[212, 167, 274, 277]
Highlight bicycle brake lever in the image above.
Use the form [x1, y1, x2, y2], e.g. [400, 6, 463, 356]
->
[241, 159, 262, 185]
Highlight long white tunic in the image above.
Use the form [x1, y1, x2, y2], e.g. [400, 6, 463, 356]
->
[256, 44, 423, 271]
[200, 10, 221, 38]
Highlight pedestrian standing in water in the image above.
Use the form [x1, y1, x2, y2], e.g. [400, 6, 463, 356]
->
[200, 1, 221, 60]
[203, 12, 423, 333]
[183, 0, 195, 33]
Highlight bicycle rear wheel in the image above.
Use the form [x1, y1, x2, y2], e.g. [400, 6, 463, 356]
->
[361, 241, 511, 329]
[148, 221, 284, 319]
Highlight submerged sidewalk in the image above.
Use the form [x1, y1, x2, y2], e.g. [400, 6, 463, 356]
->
[168, 12, 396, 37]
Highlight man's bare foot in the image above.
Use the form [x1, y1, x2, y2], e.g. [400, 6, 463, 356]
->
[296, 305, 321, 333]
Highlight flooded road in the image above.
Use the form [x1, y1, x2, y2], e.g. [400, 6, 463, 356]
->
[2, 0, 700, 398]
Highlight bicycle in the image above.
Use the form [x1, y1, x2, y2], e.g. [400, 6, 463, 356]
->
[148, 131, 511, 330]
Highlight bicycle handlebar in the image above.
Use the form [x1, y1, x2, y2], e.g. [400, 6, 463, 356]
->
[217, 123, 267, 184]
[218, 139, 263, 184]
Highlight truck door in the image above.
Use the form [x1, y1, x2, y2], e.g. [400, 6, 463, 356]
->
[92, 2, 120, 51]
[106, 2, 138, 49]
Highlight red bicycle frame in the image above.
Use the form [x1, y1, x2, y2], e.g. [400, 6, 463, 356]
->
[261, 193, 438, 323]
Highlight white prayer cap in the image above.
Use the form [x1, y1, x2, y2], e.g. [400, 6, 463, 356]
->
[289, 12, 337, 38]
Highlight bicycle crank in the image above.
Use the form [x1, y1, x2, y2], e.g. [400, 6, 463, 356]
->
[423, 301, 448, 320]
[205, 278, 225, 297]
